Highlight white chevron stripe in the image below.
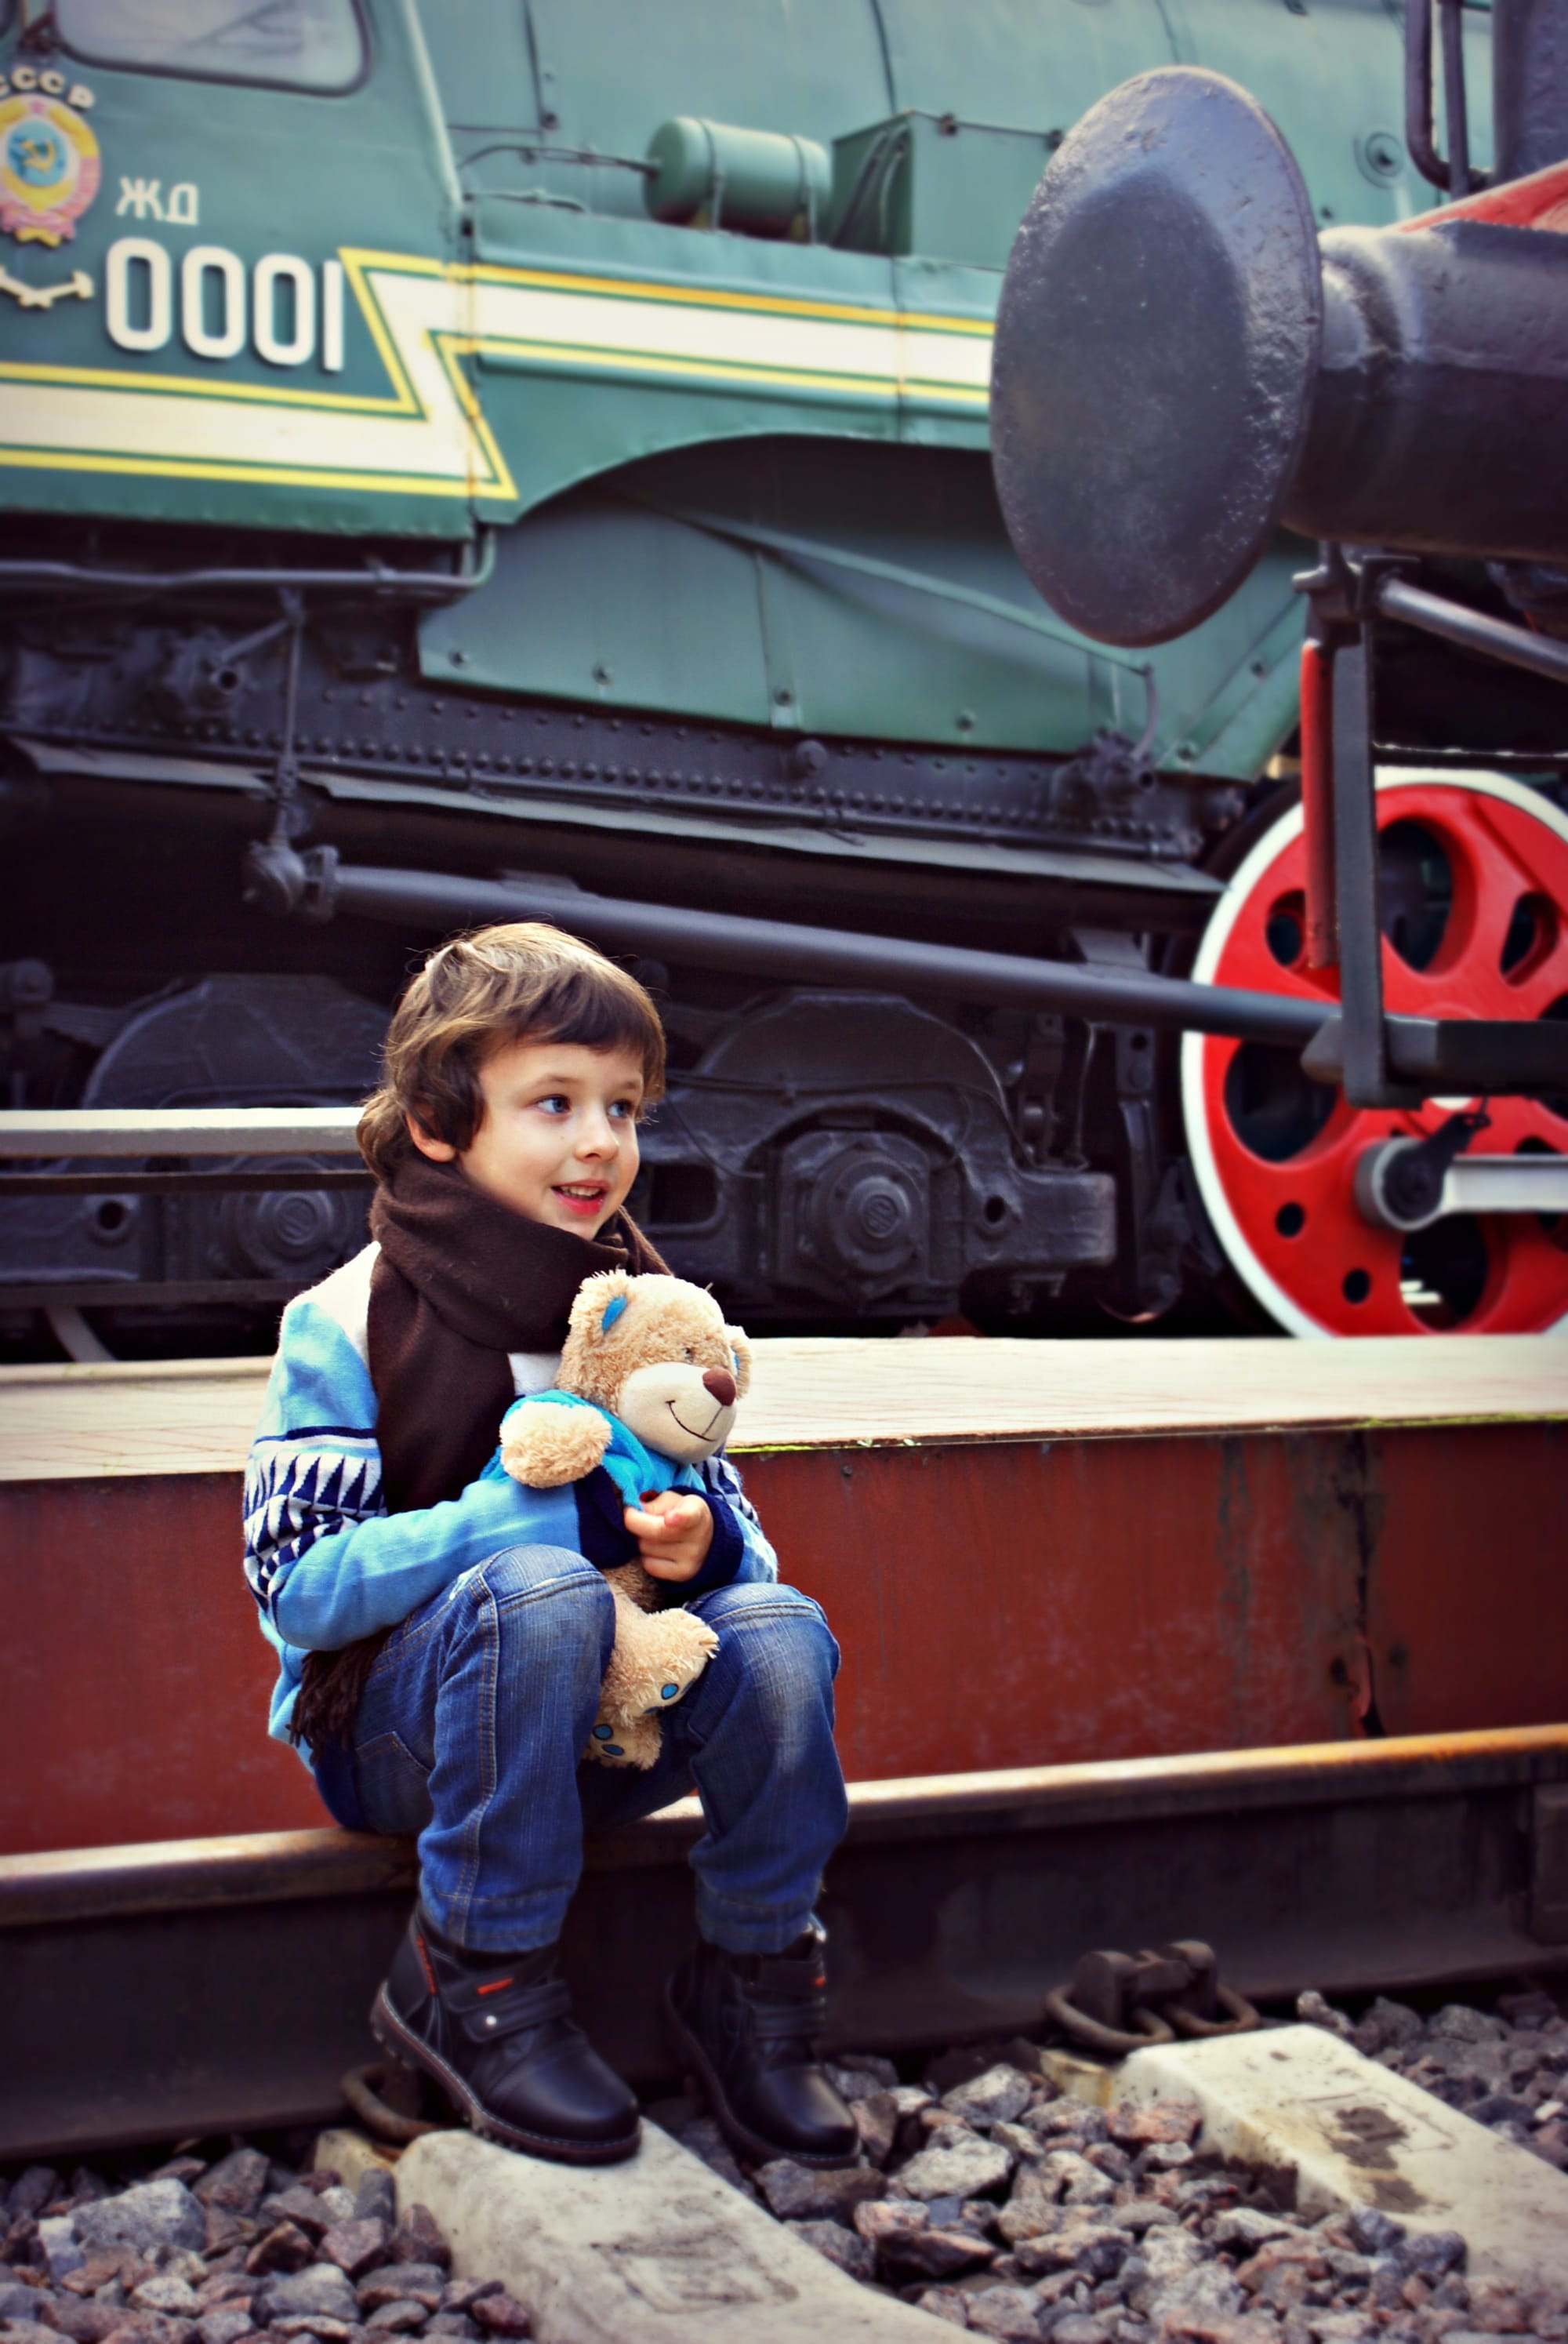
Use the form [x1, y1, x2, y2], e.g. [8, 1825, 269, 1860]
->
[0, 249, 992, 497]
[468, 272, 991, 405]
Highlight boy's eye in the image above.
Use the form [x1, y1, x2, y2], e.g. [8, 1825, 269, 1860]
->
[609, 1099, 637, 1121]
[537, 1094, 570, 1114]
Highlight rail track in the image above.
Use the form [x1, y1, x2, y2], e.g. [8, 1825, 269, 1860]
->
[4, 1724, 1566, 2164]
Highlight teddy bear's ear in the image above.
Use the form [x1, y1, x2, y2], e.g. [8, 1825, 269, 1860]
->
[726, 1324, 753, 1399]
[570, 1266, 636, 1344]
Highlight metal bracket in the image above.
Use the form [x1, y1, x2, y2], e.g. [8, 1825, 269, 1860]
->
[241, 838, 340, 923]
[1292, 545, 1568, 1107]
[1014, 1012, 1065, 1165]
[341, 2060, 441, 2143]
[1331, 632, 1399, 1106]
[1044, 1939, 1260, 2057]
[1294, 554, 1413, 1107]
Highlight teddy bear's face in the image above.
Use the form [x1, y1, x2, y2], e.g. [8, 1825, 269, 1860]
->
[618, 1348, 740, 1463]
[562, 1270, 752, 1464]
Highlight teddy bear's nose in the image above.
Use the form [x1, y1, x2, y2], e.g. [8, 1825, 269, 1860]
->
[702, 1367, 737, 1408]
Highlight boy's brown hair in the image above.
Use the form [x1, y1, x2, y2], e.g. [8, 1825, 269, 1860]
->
[357, 921, 666, 1183]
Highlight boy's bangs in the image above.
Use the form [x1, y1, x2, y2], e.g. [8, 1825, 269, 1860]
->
[513, 968, 662, 1089]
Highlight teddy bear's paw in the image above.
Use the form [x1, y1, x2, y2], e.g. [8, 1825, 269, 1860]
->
[648, 1607, 720, 1673]
[499, 1401, 612, 1489]
[623, 1608, 720, 1713]
[584, 1713, 662, 1769]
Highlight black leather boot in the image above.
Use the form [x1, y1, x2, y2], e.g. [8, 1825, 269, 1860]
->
[372, 1905, 640, 2164]
[666, 1924, 858, 2167]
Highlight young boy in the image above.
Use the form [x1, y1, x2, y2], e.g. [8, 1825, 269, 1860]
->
[244, 922, 855, 2168]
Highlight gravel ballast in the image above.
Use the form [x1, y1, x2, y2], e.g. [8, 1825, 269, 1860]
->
[5, 1987, 1568, 2342]
[651, 1985, 1568, 2337]
[0, 2156, 532, 2344]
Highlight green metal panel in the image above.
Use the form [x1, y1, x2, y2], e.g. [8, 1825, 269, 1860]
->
[421, 437, 1306, 778]
[404, 0, 1451, 776]
[872, 0, 1449, 228]
[426, 0, 895, 218]
[1157, 556, 1309, 778]
[407, 0, 540, 140]
[873, 0, 1183, 136]
[0, 0, 468, 536]
[0, 0, 1492, 783]
[1166, 0, 1486, 223]
[426, 0, 1436, 260]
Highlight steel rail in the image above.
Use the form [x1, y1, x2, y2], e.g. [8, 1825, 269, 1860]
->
[3, 1725, 1566, 2160]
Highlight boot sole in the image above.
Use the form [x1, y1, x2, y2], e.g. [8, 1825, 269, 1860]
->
[663, 1980, 859, 2170]
[372, 1986, 641, 2166]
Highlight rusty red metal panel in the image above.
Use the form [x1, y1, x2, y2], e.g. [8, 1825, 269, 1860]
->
[740, 1422, 1568, 1776]
[1, 1474, 328, 1855]
[744, 1434, 1365, 1779]
[3, 1420, 1563, 1855]
[1363, 1419, 1568, 1738]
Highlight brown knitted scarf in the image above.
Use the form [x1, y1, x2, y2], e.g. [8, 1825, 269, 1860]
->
[292, 1152, 666, 1752]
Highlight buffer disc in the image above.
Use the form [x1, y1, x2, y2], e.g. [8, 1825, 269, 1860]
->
[991, 67, 1322, 649]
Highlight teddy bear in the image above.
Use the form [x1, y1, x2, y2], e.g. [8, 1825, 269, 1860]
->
[497, 1267, 753, 1769]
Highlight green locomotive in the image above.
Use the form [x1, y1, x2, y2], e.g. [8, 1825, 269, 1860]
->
[9, 0, 1560, 1349]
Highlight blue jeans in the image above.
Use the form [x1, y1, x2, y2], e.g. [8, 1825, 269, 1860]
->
[348, 1545, 848, 1956]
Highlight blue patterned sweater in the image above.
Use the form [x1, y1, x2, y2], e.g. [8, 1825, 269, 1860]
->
[243, 1245, 777, 1768]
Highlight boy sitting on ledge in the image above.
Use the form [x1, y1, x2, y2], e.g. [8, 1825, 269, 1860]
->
[243, 921, 855, 2168]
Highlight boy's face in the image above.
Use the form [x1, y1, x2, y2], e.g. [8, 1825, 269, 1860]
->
[408, 1038, 643, 1237]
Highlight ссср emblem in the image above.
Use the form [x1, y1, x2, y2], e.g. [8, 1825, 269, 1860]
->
[0, 91, 100, 245]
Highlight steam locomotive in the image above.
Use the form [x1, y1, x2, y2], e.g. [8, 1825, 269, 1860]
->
[3, 0, 1563, 1353]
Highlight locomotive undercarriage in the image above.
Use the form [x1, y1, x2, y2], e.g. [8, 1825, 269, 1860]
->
[0, 562, 1240, 1354]
[8, 529, 1565, 1353]
[0, 950, 1191, 1346]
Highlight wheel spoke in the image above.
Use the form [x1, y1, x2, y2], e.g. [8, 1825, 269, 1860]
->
[1421, 794, 1568, 1011]
[1416, 810, 1526, 998]
[1185, 774, 1568, 1335]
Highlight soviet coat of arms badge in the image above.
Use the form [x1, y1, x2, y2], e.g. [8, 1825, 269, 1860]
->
[0, 85, 100, 246]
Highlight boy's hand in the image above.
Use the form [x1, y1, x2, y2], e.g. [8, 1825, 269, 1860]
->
[623, 1489, 714, 1582]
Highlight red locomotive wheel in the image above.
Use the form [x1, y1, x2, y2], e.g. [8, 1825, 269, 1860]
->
[1181, 772, 1568, 1336]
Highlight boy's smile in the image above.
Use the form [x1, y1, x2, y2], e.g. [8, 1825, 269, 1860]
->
[408, 1038, 644, 1237]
